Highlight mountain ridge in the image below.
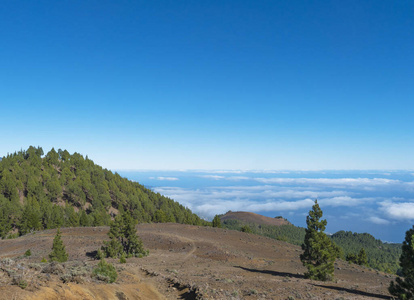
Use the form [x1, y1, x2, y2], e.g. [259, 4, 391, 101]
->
[0, 146, 207, 238]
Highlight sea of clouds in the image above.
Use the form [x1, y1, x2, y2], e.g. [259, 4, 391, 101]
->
[119, 170, 414, 243]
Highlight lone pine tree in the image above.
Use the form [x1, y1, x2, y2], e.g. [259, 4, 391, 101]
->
[300, 200, 336, 281]
[212, 215, 222, 228]
[389, 226, 414, 299]
[49, 228, 68, 262]
[103, 211, 147, 258]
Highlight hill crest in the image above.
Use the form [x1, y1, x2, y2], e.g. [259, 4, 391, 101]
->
[220, 211, 291, 226]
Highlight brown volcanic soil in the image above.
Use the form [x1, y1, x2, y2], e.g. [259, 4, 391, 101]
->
[220, 211, 291, 226]
[0, 224, 395, 299]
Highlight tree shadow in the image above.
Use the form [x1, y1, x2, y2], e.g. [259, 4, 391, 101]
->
[234, 266, 304, 279]
[86, 250, 98, 259]
[312, 284, 391, 299]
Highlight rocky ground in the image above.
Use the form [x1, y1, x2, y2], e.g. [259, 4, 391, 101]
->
[0, 224, 395, 299]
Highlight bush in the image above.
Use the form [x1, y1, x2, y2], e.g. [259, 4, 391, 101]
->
[93, 259, 117, 283]
[19, 280, 28, 289]
[241, 225, 252, 233]
[41, 257, 47, 263]
[119, 253, 126, 264]
[12, 277, 28, 289]
[24, 249, 32, 257]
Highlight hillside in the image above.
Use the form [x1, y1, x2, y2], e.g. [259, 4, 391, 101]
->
[0, 146, 207, 238]
[220, 211, 291, 226]
[221, 211, 402, 274]
[0, 224, 395, 299]
[331, 231, 401, 274]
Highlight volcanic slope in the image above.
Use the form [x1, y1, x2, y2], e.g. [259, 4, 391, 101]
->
[0, 224, 394, 299]
[220, 211, 291, 226]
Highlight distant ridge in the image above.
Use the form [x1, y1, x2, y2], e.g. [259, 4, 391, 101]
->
[220, 211, 291, 226]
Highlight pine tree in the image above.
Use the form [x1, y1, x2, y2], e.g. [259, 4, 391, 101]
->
[49, 228, 68, 262]
[122, 211, 146, 257]
[212, 215, 222, 228]
[357, 248, 368, 266]
[389, 226, 414, 299]
[79, 210, 90, 226]
[103, 211, 146, 258]
[300, 200, 336, 281]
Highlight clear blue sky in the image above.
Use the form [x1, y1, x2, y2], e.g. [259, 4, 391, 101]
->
[1, 1, 413, 170]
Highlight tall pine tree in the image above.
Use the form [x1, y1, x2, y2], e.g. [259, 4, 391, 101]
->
[389, 226, 414, 299]
[300, 200, 336, 281]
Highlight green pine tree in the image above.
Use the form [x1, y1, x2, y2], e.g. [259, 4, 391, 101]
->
[212, 215, 222, 228]
[79, 210, 90, 227]
[389, 226, 414, 299]
[103, 211, 147, 258]
[49, 228, 68, 262]
[300, 200, 336, 281]
[122, 211, 146, 257]
[357, 248, 368, 266]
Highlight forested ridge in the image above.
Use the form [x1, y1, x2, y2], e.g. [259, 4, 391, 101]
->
[221, 217, 401, 274]
[331, 231, 401, 274]
[0, 146, 207, 238]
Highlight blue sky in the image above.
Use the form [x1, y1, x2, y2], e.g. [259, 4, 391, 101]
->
[1, 1, 413, 170]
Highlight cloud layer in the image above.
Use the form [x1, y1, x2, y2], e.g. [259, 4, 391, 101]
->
[151, 173, 414, 231]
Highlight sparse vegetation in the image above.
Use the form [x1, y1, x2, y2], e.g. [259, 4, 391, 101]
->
[300, 200, 336, 281]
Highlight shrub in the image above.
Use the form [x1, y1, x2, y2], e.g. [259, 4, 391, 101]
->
[24, 249, 32, 257]
[41, 257, 47, 263]
[93, 259, 117, 283]
[19, 279, 28, 289]
[241, 225, 252, 233]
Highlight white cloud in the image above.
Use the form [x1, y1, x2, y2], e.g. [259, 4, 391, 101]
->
[198, 175, 225, 180]
[380, 201, 414, 220]
[150, 177, 179, 181]
[253, 177, 401, 187]
[368, 216, 390, 225]
[226, 176, 251, 181]
[153, 184, 369, 219]
[318, 196, 375, 207]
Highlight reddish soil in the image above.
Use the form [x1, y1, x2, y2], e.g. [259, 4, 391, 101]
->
[220, 211, 291, 226]
[0, 224, 395, 299]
